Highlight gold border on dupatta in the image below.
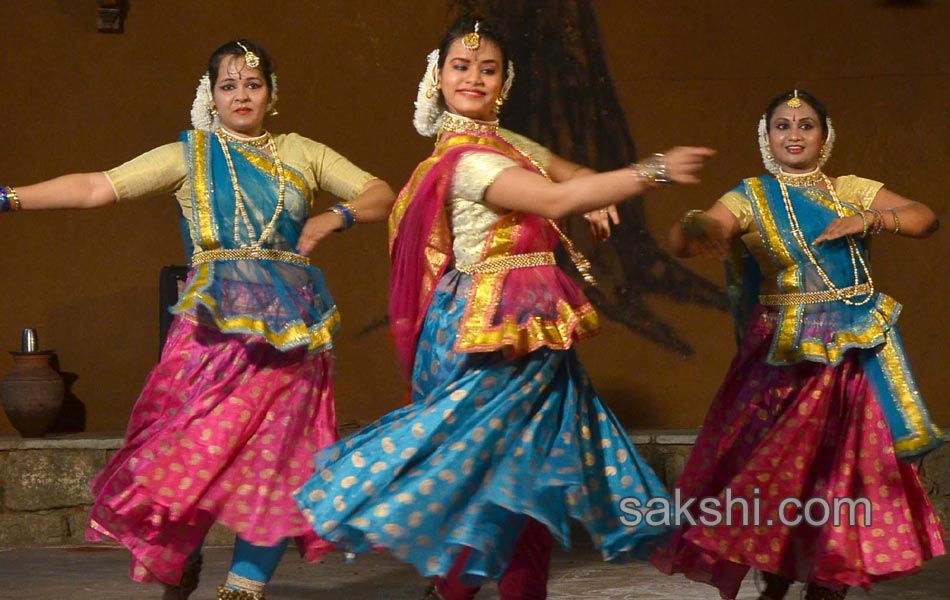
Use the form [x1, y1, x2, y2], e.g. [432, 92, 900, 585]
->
[233, 145, 310, 204]
[746, 177, 802, 362]
[456, 214, 600, 353]
[174, 263, 340, 352]
[794, 294, 897, 364]
[191, 130, 220, 250]
[878, 329, 943, 455]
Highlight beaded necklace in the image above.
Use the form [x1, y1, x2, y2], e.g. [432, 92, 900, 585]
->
[777, 172, 874, 306]
[438, 112, 499, 141]
[776, 166, 824, 188]
[215, 130, 287, 249]
[219, 127, 271, 148]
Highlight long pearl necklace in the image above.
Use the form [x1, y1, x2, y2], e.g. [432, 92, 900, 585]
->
[777, 172, 874, 306]
[216, 130, 286, 248]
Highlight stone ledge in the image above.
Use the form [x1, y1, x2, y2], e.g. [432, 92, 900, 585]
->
[0, 435, 124, 451]
[0, 430, 946, 547]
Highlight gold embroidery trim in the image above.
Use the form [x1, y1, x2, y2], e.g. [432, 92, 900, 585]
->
[192, 248, 309, 266]
[746, 177, 803, 361]
[759, 282, 873, 306]
[192, 130, 220, 250]
[173, 263, 339, 352]
[456, 252, 555, 274]
[233, 144, 310, 203]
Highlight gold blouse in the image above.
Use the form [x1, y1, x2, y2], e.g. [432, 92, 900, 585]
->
[449, 129, 552, 267]
[104, 132, 376, 226]
[718, 175, 885, 291]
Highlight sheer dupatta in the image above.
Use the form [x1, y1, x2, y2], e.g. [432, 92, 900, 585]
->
[389, 132, 597, 378]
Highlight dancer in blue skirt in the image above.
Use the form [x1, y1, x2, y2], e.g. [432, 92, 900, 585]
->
[294, 15, 713, 599]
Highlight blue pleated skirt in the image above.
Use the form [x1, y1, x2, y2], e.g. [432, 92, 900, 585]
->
[294, 271, 671, 582]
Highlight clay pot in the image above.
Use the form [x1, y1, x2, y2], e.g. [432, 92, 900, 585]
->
[1, 351, 65, 437]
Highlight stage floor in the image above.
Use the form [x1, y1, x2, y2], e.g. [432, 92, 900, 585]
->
[1, 542, 946, 599]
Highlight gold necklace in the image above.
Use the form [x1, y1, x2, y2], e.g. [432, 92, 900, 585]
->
[438, 112, 499, 141]
[777, 167, 824, 188]
[216, 131, 287, 249]
[778, 174, 874, 306]
[219, 127, 271, 148]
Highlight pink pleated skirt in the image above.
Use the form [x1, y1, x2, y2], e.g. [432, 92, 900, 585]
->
[87, 316, 338, 584]
[652, 307, 945, 598]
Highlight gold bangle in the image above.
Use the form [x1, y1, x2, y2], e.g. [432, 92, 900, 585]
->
[681, 209, 704, 226]
[680, 209, 705, 236]
[887, 206, 901, 235]
[9, 187, 21, 211]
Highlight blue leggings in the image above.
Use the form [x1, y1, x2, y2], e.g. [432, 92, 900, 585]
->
[229, 536, 290, 583]
[188, 536, 289, 584]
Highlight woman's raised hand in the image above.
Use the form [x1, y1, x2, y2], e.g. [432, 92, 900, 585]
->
[297, 211, 344, 255]
[662, 147, 717, 185]
[812, 214, 867, 245]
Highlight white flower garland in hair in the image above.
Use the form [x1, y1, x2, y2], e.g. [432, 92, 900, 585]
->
[191, 73, 219, 131]
[266, 73, 279, 115]
[499, 60, 515, 103]
[190, 72, 280, 130]
[819, 117, 835, 168]
[759, 113, 836, 174]
[413, 49, 444, 137]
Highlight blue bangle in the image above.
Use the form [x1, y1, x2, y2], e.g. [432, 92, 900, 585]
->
[329, 202, 356, 230]
[0, 187, 11, 212]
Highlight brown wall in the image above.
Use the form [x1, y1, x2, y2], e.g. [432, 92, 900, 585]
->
[0, 1, 946, 435]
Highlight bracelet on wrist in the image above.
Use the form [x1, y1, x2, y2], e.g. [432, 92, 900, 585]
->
[0, 185, 21, 212]
[681, 209, 704, 227]
[327, 201, 357, 231]
[869, 208, 885, 235]
[886, 206, 901, 235]
[631, 153, 672, 186]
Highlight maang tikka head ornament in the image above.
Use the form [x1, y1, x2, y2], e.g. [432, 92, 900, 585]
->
[236, 41, 260, 69]
[462, 21, 481, 51]
[786, 89, 803, 109]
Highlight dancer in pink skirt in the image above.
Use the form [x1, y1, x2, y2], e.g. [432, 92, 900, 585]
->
[652, 89, 945, 599]
[1, 39, 394, 600]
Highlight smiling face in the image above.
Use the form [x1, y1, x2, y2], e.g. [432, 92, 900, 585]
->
[439, 37, 504, 121]
[768, 101, 826, 173]
[212, 54, 270, 136]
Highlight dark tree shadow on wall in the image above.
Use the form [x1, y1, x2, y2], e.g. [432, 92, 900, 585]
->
[453, 0, 727, 355]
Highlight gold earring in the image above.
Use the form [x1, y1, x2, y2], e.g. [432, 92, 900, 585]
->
[819, 144, 828, 161]
[210, 105, 218, 115]
[494, 97, 505, 113]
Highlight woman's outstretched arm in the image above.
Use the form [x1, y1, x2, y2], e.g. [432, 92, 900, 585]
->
[7, 173, 117, 210]
[484, 146, 715, 219]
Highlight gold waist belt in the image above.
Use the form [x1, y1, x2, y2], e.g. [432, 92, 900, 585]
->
[759, 282, 874, 306]
[456, 251, 556, 274]
[191, 248, 309, 266]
